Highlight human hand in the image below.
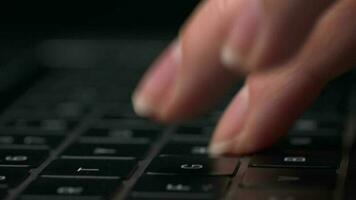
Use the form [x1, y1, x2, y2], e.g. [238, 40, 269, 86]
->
[132, 0, 356, 155]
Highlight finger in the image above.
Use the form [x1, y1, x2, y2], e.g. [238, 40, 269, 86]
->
[209, 0, 356, 155]
[222, 0, 334, 72]
[134, 0, 333, 122]
[132, 41, 180, 117]
[134, 0, 245, 121]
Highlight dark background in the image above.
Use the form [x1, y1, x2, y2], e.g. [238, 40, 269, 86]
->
[0, 0, 200, 37]
[0, 0, 200, 76]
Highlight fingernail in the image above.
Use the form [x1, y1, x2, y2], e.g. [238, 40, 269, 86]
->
[132, 41, 181, 117]
[132, 92, 154, 118]
[208, 140, 235, 156]
[221, 0, 262, 70]
[209, 135, 252, 156]
[209, 85, 250, 155]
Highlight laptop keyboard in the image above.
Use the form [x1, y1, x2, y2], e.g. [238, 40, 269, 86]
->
[0, 68, 351, 200]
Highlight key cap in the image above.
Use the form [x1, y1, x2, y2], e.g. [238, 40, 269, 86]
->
[61, 143, 149, 159]
[84, 128, 159, 141]
[55, 101, 89, 118]
[131, 175, 229, 199]
[0, 136, 15, 145]
[241, 168, 335, 189]
[175, 126, 212, 136]
[293, 115, 343, 132]
[0, 167, 29, 187]
[97, 119, 159, 129]
[289, 129, 339, 137]
[101, 108, 138, 120]
[146, 156, 239, 176]
[20, 178, 121, 200]
[160, 142, 209, 156]
[235, 189, 332, 200]
[249, 151, 340, 169]
[6, 101, 88, 119]
[0, 149, 48, 167]
[41, 159, 137, 179]
[276, 135, 341, 150]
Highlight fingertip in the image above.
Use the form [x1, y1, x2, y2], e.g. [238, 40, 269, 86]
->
[221, 45, 242, 70]
[132, 92, 154, 118]
[210, 85, 250, 143]
[208, 140, 234, 157]
[220, 44, 252, 76]
[208, 132, 259, 156]
[132, 41, 180, 119]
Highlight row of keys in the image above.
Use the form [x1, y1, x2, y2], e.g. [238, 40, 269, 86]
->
[4, 101, 90, 119]
[173, 117, 343, 138]
[130, 168, 335, 200]
[2, 118, 78, 132]
[0, 135, 64, 149]
[83, 127, 160, 142]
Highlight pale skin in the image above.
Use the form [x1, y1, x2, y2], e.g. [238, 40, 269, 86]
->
[132, 0, 356, 155]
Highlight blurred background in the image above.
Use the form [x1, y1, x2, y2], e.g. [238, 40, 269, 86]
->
[0, 0, 200, 67]
[0, 0, 199, 37]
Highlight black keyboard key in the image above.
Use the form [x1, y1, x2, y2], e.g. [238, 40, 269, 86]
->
[62, 143, 150, 159]
[146, 156, 239, 176]
[276, 135, 341, 150]
[41, 159, 137, 179]
[0, 136, 14, 145]
[5, 101, 88, 119]
[289, 129, 340, 137]
[102, 108, 138, 120]
[0, 135, 64, 148]
[131, 175, 229, 199]
[0, 188, 7, 199]
[21, 178, 121, 200]
[97, 119, 159, 129]
[0, 149, 48, 167]
[242, 168, 335, 189]
[0, 167, 29, 187]
[175, 126, 212, 137]
[293, 116, 343, 131]
[249, 151, 340, 169]
[84, 128, 159, 141]
[55, 101, 89, 118]
[160, 142, 209, 156]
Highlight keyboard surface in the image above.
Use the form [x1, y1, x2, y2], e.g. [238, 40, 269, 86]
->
[0, 68, 352, 200]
